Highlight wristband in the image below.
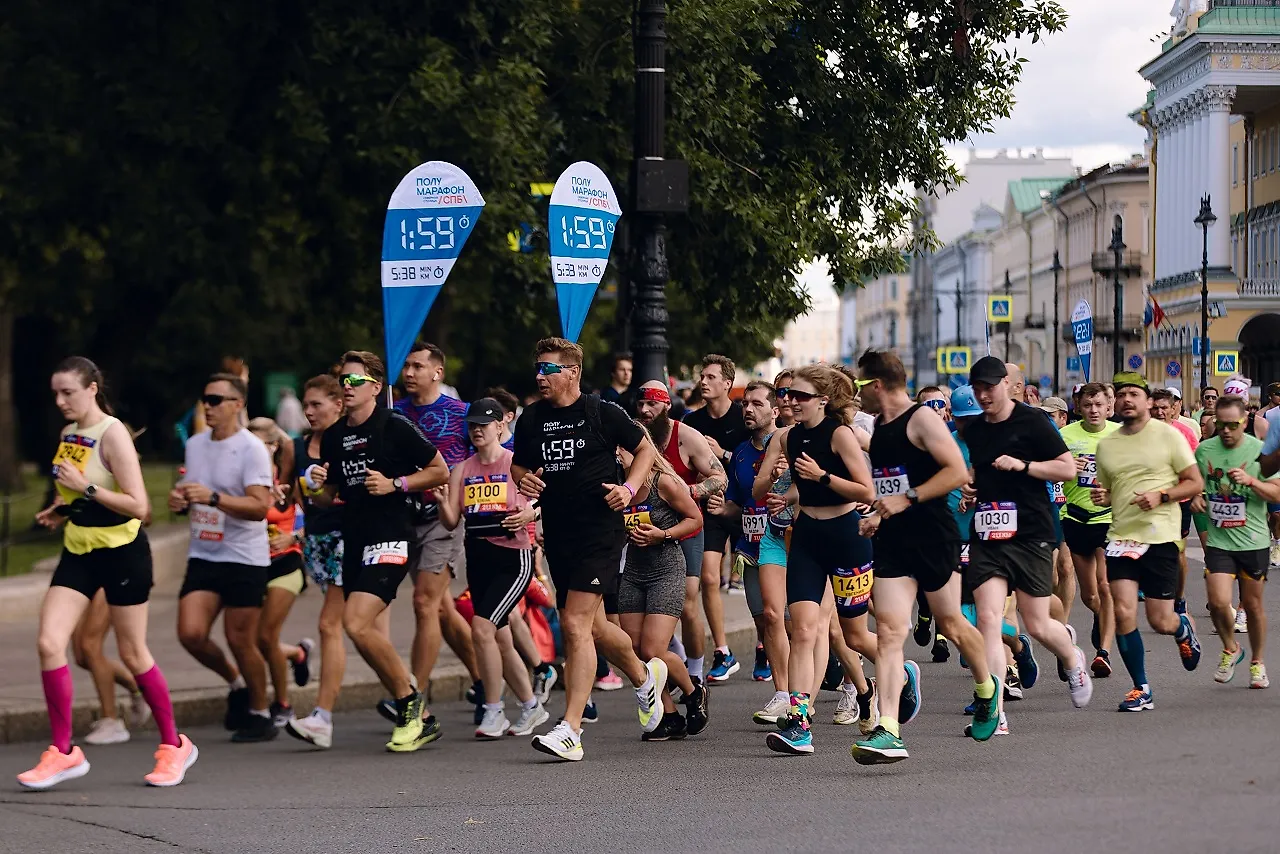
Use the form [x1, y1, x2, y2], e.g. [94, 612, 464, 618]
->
[395, 476, 407, 492]
[623, 482, 636, 499]
[303, 465, 321, 491]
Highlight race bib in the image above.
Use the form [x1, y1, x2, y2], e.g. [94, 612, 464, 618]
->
[362, 541, 408, 566]
[974, 502, 1018, 541]
[872, 466, 910, 498]
[1105, 539, 1149, 559]
[960, 543, 970, 568]
[1050, 481, 1066, 505]
[191, 505, 226, 542]
[463, 475, 509, 515]
[1209, 495, 1247, 528]
[831, 562, 873, 609]
[52, 438, 92, 475]
[624, 505, 653, 531]
[1076, 454, 1098, 488]
[742, 505, 768, 543]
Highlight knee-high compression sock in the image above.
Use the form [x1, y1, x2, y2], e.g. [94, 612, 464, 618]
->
[1115, 630, 1148, 690]
[41, 666, 74, 754]
[135, 665, 180, 747]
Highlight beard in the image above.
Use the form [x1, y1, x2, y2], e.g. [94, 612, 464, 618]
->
[646, 410, 672, 449]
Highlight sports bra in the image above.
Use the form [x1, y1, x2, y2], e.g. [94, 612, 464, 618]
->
[786, 417, 853, 507]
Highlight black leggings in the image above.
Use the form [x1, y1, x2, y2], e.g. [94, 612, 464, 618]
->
[787, 509, 872, 617]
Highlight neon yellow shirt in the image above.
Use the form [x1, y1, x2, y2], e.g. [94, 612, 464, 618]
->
[1096, 419, 1197, 545]
[1058, 420, 1120, 524]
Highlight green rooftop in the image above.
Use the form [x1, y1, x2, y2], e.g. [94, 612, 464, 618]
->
[1007, 177, 1074, 215]
[1196, 5, 1280, 35]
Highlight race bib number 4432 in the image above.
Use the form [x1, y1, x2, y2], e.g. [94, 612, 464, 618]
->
[974, 502, 1018, 541]
[1209, 495, 1247, 528]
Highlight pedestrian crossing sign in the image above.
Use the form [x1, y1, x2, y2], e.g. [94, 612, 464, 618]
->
[936, 347, 972, 374]
[987, 296, 1012, 322]
[1214, 350, 1239, 376]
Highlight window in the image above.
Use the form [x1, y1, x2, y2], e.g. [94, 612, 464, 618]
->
[1253, 135, 1259, 179]
[1234, 143, 1239, 186]
[1233, 233, 1239, 272]
[1274, 125, 1279, 173]
[890, 278, 898, 300]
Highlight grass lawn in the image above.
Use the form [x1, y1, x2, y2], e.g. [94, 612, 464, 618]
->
[1, 462, 181, 577]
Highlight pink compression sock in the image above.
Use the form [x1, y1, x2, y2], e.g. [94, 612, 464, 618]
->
[41, 666, 74, 754]
[134, 664, 180, 747]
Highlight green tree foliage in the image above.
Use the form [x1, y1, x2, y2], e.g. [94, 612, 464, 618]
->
[1, 0, 1064, 465]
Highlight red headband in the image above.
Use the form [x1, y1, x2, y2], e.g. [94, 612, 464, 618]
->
[638, 387, 671, 404]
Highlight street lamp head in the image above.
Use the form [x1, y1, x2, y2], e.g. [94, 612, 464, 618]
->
[1109, 214, 1125, 252]
[1195, 194, 1217, 227]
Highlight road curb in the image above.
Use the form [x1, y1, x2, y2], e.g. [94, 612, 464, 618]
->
[0, 620, 759, 744]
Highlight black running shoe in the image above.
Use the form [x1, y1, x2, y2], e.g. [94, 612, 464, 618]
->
[642, 710, 687, 741]
[821, 656, 843, 692]
[224, 687, 250, 731]
[684, 682, 710, 736]
[931, 635, 950, 663]
[913, 614, 933, 648]
[231, 713, 279, 743]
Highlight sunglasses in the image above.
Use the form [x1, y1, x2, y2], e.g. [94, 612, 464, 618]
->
[536, 361, 576, 376]
[854, 378, 877, 389]
[202, 394, 241, 407]
[340, 373, 378, 388]
[775, 387, 791, 398]
[1216, 418, 1245, 430]
[923, 399, 947, 411]
[787, 390, 819, 403]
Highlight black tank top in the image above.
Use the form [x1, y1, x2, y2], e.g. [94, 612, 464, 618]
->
[786, 417, 852, 507]
[868, 404, 958, 542]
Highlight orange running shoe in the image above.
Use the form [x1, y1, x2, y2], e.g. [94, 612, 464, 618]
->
[17, 745, 90, 790]
[144, 734, 198, 787]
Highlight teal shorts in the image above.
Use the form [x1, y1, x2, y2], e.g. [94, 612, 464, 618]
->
[759, 525, 788, 568]
[961, 603, 1017, 638]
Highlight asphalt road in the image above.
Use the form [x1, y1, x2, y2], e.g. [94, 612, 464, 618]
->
[2, 598, 1278, 854]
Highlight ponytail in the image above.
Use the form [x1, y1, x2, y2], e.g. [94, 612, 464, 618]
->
[54, 356, 113, 416]
[792, 364, 854, 427]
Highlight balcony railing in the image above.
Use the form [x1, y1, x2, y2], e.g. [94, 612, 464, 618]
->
[1238, 278, 1280, 297]
[1090, 250, 1144, 276]
[1022, 312, 1047, 330]
[1060, 314, 1145, 342]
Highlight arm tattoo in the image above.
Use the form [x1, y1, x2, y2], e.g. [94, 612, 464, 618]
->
[694, 457, 728, 498]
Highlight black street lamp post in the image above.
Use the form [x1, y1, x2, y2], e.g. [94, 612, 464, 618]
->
[1051, 249, 1062, 394]
[1003, 269, 1012, 359]
[1195, 194, 1217, 393]
[1109, 215, 1125, 376]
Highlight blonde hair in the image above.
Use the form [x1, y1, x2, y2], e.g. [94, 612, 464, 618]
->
[794, 364, 855, 426]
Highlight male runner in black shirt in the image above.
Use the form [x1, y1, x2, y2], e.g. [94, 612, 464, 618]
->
[512, 337, 667, 761]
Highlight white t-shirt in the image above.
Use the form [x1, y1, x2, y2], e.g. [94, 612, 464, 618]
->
[183, 429, 273, 566]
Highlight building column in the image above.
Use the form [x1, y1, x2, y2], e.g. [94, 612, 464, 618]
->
[1154, 110, 1167, 281]
[1205, 85, 1236, 269]
[1170, 108, 1186, 277]
[1184, 104, 1197, 276]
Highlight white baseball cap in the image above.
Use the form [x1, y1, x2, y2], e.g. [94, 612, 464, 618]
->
[1223, 378, 1251, 398]
[1164, 385, 1182, 400]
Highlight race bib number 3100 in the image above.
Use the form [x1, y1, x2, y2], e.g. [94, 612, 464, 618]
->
[463, 475, 509, 514]
[974, 502, 1018, 541]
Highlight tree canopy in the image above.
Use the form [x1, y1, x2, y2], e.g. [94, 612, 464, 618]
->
[0, 0, 1065, 467]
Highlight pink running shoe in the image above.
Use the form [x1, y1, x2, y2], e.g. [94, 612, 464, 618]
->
[17, 745, 90, 790]
[144, 735, 199, 787]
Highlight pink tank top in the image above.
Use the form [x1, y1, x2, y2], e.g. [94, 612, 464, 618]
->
[454, 448, 531, 549]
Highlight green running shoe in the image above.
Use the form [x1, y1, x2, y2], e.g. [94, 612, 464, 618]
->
[968, 676, 1001, 742]
[850, 725, 908, 765]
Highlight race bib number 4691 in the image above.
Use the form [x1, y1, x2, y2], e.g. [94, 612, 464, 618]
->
[742, 506, 768, 543]
[974, 502, 1017, 541]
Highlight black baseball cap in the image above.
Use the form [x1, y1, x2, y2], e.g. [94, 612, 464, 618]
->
[969, 356, 1008, 386]
[465, 398, 503, 425]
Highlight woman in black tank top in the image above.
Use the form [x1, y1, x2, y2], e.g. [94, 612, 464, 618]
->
[765, 365, 880, 757]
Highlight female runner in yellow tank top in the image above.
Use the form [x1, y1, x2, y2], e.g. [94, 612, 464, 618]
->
[17, 358, 197, 791]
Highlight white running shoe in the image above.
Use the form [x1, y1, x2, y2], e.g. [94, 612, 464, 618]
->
[833, 686, 858, 725]
[531, 721, 583, 761]
[1235, 607, 1249, 634]
[1066, 647, 1093, 708]
[753, 693, 790, 725]
[637, 658, 668, 733]
[508, 703, 550, 736]
[476, 707, 510, 739]
[532, 667, 558, 705]
[84, 717, 130, 745]
[284, 713, 333, 749]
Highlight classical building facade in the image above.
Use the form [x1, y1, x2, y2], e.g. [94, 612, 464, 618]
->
[1139, 0, 1280, 393]
[844, 268, 911, 366]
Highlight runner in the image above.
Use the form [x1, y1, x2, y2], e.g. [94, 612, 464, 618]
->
[962, 357, 1093, 727]
[1258, 391, 1280, 568]
[762, 365, 919, 756]
[1192, 395, 1278, 688]
[601, 351, 633, 410]
[1092, 372, 1204, 712]
[912, 389, 955, 662]
[1193, 386, 1219, 422]
[437, 398, 550, 738]
[1058, 383, 1121, 677]
[310, 350, 449, 751]
[618, 439, 710, 741]
[682, 355, 750, 681]
[1167, 387, 1201, 436]
[634, 379, 724, 686]
[392, 342, 479, 723]
[1152, 388, 1200, 616]
[19, 357, 194, 790]
[247, 418, 312, 727]
[172, 372, 277, 744]
[850, 351, 1000, 764]
[286, 375, 360, 749]
[512, 338, 667, 761]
